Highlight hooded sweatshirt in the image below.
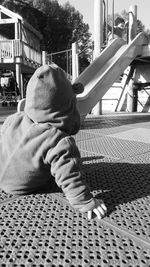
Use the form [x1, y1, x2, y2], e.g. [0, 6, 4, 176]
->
[0, 64, 95, 212]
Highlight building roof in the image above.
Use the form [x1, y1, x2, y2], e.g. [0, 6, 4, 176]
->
[0, 5, 43, 39]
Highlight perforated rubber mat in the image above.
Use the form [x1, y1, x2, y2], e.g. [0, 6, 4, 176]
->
[77, 135, 150, 159]
[0, 193, 150, 266]
[1, 112, 150, 266]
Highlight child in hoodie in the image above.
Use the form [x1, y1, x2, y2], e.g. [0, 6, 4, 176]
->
[0, 64, 107, 220]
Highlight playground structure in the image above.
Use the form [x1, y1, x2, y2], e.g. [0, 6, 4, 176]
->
[74, 1, 150, 116]
[1, 1, 150, 116]
[46, 1, 150, 117]
[18, 1, 150, 119]
[75, 32, 148, 118]
[0, 5, 45, 101]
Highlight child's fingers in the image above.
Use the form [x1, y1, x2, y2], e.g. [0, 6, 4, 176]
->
[96, 199, 107, 212]
[93, 208, 102, 219]
[100, 202, 107, 212]
[94, 199, 107, 219]
[88, 210, 92, 220]
[97, 206, 105, 216]
[87, 199, 107, 220]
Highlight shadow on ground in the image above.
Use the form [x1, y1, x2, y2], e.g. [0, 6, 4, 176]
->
[82, 156, 150, 215]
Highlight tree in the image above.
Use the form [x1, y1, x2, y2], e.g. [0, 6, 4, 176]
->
[0, 0, 92, 72]
[0, 0, 46, 33]
[32, 0, 92, 71]
[60, 2, 92, 72]
[34, 0, 92, 70]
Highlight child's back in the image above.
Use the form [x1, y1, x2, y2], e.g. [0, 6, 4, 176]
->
[0, 64, 107, 219]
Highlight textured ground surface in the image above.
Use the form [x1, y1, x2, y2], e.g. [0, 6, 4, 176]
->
[0, 107, 150, 266]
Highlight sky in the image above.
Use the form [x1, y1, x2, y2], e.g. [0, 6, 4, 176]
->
[58, 0, 150, 38]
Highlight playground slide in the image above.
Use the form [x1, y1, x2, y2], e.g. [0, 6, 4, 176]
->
[75, 32, 149, 118]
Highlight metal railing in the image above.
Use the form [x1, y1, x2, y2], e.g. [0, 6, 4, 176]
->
[0, 39, 42, 65]
[0, 40, 14, 58]
[22, 41, 42, 64]
[47, 43, 94, 80]
[47, 48, 72, 79]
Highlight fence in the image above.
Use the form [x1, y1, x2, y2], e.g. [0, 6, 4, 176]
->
[47, 43, 94, 81]
[47, 48, 72, 79]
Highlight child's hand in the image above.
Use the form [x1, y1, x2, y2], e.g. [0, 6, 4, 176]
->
[88, 198, 107, 220]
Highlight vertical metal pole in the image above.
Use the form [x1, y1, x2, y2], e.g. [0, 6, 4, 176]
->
[15, 22, 19, 39]
[134, 5, 137, 34]
[127, 5, 138, 112]
[128, 5, 137, 43]
[42, 51, 47, 65]
[66, 51, 69, 78]
[12, 40, 14, 60]
[93, 0, 103, 59]
[15, 20, 22, 97]
[76, 52, 79, 77]
[16, 63, 22, 98]
[72, 42, 79, 81]
[69, 50, 72, 79]
[126, 67, 136, 112]
[106, 0, 108, 43]
[93, 0, 103, 115]
[112, 0, 114, 39]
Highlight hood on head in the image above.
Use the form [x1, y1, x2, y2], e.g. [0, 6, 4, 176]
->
[25, 64, 82, 135]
